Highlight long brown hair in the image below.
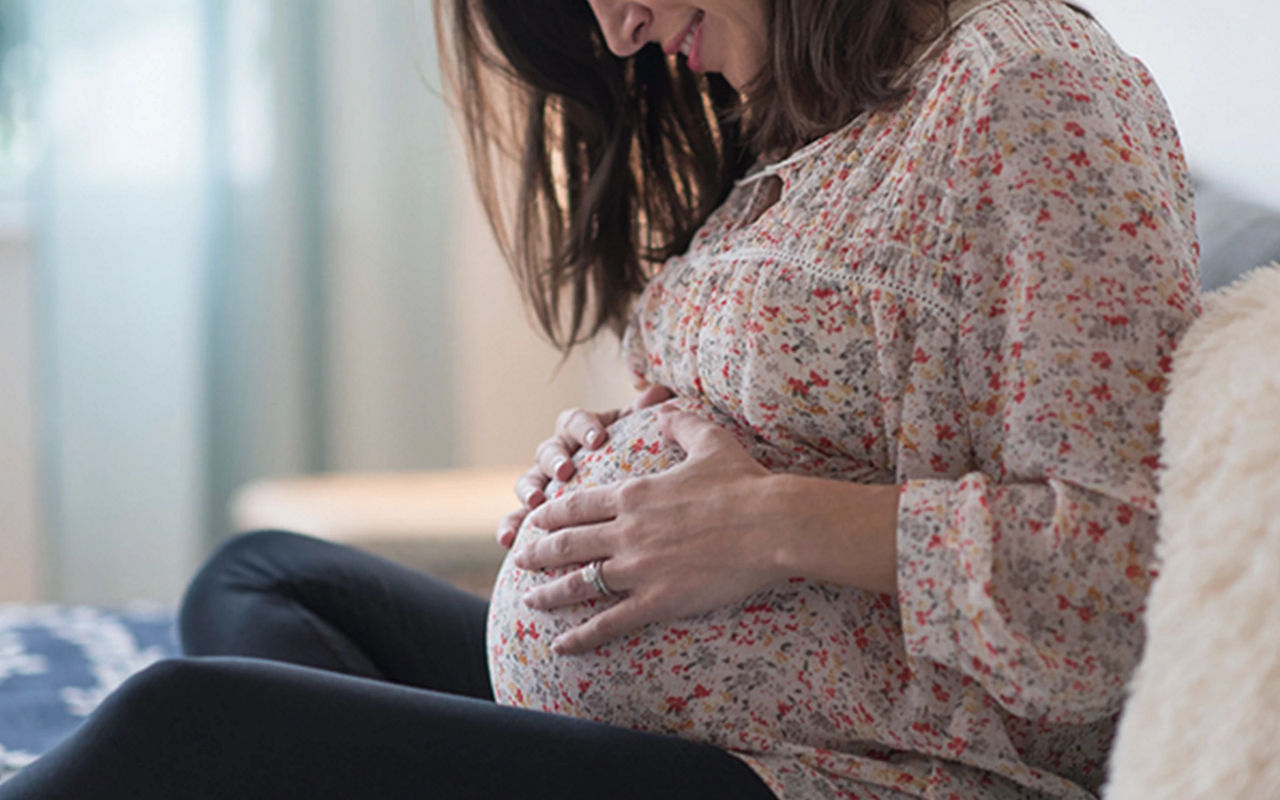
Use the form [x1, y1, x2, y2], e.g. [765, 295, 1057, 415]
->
[436, 0, 974, 352]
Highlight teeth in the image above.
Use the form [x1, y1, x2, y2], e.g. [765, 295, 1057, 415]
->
[679, 13, 702, 57]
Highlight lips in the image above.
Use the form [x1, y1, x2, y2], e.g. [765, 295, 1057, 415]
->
[663, 10, 705, 58]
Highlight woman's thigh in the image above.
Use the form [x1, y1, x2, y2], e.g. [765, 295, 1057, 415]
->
[0, 657, 777, 800]
[179, 529, 492, 699]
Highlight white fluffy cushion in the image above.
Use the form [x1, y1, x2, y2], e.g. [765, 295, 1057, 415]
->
[1106, 263, 1280, 798]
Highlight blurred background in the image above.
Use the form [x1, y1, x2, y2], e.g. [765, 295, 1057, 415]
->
[0, 0, 1277, 606]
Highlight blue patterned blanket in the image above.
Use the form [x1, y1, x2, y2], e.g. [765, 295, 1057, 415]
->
[0, 605, 179, 783]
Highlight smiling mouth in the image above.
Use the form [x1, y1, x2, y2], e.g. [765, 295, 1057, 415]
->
[664, 10, 705, 58]
[678, 12, 704, 57]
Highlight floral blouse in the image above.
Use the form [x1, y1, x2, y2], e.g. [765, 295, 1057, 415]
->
[486, 1, 1200, 798]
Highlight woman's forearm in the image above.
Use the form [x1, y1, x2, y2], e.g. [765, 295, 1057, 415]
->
[759, 475, 902, 595]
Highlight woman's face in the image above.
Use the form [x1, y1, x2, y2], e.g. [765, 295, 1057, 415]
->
[585, 0, 770, 91]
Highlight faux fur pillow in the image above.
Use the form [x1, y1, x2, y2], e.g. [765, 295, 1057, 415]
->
[1106, 263, 1280, 798]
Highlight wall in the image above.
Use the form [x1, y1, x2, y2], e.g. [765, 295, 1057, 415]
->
[1091, 1, 1280, 209]
[450, 155, 637, 470]
[320, 0, 458, 471]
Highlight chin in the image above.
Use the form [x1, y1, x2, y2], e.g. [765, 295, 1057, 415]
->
[723, 63, 764, 94]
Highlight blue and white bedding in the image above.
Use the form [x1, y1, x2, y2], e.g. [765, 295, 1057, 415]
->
[0, 604, 179, 783]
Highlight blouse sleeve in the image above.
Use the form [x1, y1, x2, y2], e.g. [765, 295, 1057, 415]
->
[894, 51, 1200, 724]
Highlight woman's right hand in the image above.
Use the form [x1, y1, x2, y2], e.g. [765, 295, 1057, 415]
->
[496, 384, 674, 548]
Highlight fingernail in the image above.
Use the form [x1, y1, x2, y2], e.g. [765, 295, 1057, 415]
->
[585, 429, 600, 447]
[551, 636, 566, 653]
[553, 457, 569, 478]
[522, 592, 535, 607]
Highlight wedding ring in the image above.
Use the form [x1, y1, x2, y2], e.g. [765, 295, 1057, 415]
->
[582, 559, 616, 598]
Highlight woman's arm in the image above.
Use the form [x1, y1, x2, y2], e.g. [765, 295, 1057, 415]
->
[887, 49, 1199, 723]
[757, 473, 901, 596]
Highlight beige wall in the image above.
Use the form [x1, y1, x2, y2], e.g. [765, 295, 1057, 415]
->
[450, 154, 636, 470]
[317, 0, 637, 475]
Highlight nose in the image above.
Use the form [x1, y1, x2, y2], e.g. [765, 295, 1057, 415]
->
[588, 1, 653, 58]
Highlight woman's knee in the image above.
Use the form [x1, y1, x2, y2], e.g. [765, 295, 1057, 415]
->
[89, 658, 288, 756]
[4, 659, 241, 793]
[177, 529, 312, 648]
[94, 658, 221, 731]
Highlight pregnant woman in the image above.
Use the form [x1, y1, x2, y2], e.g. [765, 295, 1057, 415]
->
[0, 0, 1198, 798]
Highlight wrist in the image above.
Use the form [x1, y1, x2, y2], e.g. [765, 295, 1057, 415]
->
[761, 474, 901, 595]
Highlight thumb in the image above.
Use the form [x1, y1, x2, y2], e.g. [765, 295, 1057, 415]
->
[657, 408, 734, 457]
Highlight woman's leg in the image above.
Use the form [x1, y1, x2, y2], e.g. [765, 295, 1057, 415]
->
[0, 657, 778, 800]
[179, 529, 492, 699]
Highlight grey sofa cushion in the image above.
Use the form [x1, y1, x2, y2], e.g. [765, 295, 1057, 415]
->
[1194, 180, 1280, 291]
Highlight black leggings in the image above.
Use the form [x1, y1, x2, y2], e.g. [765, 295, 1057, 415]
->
[0, 530, 777, 800]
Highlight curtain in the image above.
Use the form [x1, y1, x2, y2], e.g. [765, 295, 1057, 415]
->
[22, 0, 458, 604]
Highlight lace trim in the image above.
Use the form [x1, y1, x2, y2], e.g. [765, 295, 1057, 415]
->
[684, 247, 960, 327]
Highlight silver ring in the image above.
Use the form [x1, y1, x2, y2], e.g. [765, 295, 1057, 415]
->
[582, 559, 616, 598]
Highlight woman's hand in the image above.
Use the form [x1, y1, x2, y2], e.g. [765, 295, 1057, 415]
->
[513, 409, 904, 654]
[495, 384, 675, 549]
[512, 408, 791, 654]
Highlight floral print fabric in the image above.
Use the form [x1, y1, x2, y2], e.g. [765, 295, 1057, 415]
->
[486, 1, 1200, 797]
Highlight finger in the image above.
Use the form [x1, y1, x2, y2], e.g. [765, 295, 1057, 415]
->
[513, 522, 612, 571]
[522, 559, 621, 611]
[513, 466, 548, 509]
[552, 598, 650, 655]
[534, 438, 575, 483]
[627, 384, 675, 414]
[526, 485, 618, 532]
[658, 409, 735, 458]
[495, 508, 526, 549]
[556, 407, 617, 451]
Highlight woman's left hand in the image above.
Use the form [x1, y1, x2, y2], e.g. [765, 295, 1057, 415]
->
[512, 407, 787, 655]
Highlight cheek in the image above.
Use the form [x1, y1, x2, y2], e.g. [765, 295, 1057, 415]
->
[721, 8, 770, 87]
[724, 39, 768, 90]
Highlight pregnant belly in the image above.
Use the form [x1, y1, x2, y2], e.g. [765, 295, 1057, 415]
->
[485, 398, 906, 753]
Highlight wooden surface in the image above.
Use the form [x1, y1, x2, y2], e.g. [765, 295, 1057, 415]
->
[230, 466, 527, 596]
